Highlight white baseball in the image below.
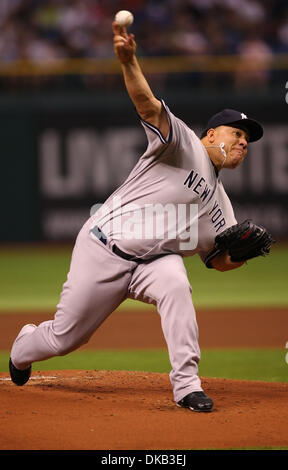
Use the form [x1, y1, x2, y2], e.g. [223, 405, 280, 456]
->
[115, 10, 134, 28]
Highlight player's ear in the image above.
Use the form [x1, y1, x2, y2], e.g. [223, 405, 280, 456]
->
[207, 128, 216, 143]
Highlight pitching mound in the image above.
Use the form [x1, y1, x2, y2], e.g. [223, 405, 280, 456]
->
[0, 370, 287, 450]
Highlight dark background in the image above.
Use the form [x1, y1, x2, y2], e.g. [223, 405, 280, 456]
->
[0, 0, 287, 242]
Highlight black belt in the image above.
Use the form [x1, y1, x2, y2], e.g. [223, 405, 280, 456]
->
[91, 226, 144, 263]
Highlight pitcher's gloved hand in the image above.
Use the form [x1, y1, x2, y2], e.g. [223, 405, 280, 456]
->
[205, 220, 275, 268]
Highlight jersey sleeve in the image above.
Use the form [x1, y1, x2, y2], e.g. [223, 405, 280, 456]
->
[139, 99, 184, 160]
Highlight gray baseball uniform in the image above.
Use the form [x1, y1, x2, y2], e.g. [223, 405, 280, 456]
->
[11, 101, 236, 403]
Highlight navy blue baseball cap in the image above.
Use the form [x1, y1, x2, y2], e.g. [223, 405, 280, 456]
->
[201, 108, 264, 142]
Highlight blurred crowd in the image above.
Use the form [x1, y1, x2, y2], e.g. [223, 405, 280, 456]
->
[0, 0, 287, 90]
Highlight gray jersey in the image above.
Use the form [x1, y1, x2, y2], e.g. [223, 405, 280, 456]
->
[91, 101, 237, 261]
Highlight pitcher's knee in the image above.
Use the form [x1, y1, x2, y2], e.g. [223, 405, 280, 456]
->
[160, 275, 192, 301]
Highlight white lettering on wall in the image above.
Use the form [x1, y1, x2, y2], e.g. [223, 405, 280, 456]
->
[40, 125, 288, 199]
[268, 127, 288, 192]
[40, 128, 143, 197]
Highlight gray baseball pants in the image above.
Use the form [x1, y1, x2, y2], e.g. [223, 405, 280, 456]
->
[11, 219, 202, 402]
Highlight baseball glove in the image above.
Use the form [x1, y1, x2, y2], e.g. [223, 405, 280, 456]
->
[204, 220, 275, 268]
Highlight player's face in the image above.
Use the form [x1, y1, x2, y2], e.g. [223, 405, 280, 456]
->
[216, 126, 249, 168]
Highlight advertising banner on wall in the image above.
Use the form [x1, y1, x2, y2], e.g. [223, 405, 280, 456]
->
[38, 116, 288, 241]
[1, 91, 287, 243]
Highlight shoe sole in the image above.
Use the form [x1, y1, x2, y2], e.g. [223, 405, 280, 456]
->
[176, 403, 213, 413]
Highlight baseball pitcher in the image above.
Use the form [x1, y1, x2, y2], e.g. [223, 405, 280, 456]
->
[9, 21, 274, 412]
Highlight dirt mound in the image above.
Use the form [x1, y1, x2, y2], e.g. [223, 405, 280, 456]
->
[0, 370, 287, 450]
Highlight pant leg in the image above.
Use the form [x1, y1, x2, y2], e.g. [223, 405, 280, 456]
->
[128, 254, 202, 403]
[11, 220, 136, 369]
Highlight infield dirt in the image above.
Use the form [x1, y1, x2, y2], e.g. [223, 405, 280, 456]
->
[0, 307, 287, 450]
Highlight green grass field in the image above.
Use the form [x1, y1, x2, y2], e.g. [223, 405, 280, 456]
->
[0, 243, 287, 381]
[0, 348, 287, 382]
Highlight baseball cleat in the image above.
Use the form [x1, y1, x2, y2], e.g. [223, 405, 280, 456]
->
[9, 358, 32, 386]
[177, 391, 214, 412]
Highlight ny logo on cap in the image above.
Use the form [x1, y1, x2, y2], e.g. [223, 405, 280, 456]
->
[241, 113, 247, 119]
